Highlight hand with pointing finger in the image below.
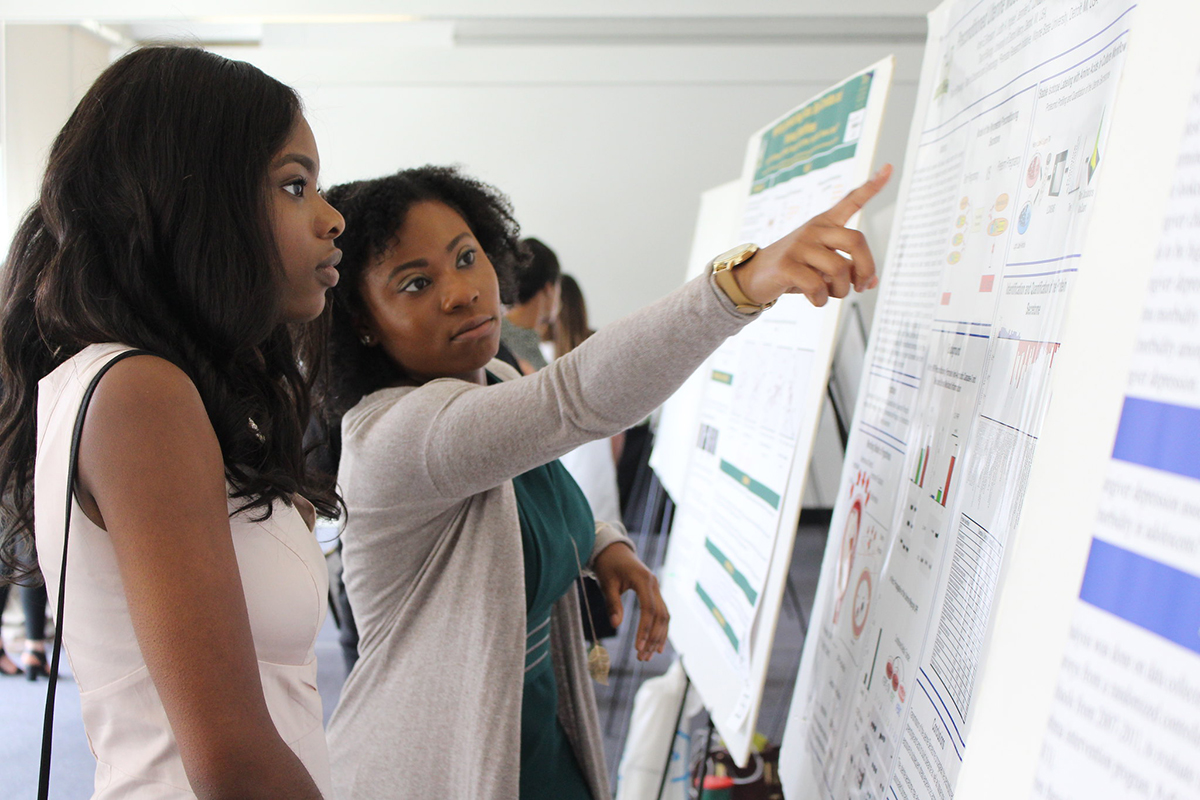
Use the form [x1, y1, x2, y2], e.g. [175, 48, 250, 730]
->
[731, 164, 893, 309]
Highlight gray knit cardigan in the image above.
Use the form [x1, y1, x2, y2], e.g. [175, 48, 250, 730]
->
[326, 272, 755, 799]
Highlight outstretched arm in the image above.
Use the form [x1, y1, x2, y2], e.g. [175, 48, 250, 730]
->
[353, 168, 892, 507]
[77, 356, 323, 800]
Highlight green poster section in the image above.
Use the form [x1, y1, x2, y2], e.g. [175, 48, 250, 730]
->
[751, 71, 874, 194]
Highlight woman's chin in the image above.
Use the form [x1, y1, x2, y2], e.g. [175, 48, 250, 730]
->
[479, 341, 501, 367]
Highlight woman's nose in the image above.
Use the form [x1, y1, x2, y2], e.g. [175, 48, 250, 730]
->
[319, 194, 345, 239]
[442, 271, 479, 311]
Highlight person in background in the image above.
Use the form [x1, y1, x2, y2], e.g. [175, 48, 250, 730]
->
[303, 418, 361, 675]
[314, 161, 889, 799]
[0, 578, 48, 679]
[549, 274, 626, 642]
[0, 46, 344, 798]
[550, 274, 592, 359]
[550, 274, 623, 525]
[497, 236, 562, 374]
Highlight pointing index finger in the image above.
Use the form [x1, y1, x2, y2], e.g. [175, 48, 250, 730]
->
[826, 163, 893, 226]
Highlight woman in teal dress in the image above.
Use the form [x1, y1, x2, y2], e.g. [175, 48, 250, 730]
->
[507, 369, 598, 798]
[313, 167, 669, 800]
[311, 164, 888, 799]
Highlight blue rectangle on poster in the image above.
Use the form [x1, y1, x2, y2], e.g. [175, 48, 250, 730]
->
[1111, 396, 1200, 481]
[1079, 538, 1200, 657]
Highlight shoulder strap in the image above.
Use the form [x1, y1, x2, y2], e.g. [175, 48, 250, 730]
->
[39, 348, 155, 800]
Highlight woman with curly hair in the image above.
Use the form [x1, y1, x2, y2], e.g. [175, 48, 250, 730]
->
[314, 163, 890, 799]
[0, 46, 344, 798]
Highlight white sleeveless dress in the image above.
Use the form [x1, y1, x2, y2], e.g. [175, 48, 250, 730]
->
[34, 343, 332, 799]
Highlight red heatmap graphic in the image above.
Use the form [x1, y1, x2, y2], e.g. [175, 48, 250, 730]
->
[1010, 340, 1061, 389]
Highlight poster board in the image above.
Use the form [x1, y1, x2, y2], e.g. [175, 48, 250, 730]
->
[780, 1, 1200, 798]
[660, 58, 894, 765]
[649, 180, 744, 503]
[957, 4, 1200, 796]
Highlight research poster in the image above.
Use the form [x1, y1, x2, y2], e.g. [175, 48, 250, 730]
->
[781, 1, 1137, 797]
[662, 60, 892, 757]
[649, 181, 743, 503]
[1029, 66, 1200, 800]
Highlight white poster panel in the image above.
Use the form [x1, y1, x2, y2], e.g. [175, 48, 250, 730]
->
[1028, 74, 1200, 797]
[782, 1, 1143, 797]
[650, 180, 744, 503]
[663, 58, 894, 764]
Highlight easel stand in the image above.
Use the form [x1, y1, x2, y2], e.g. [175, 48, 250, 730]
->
[655, 664, 693, 800]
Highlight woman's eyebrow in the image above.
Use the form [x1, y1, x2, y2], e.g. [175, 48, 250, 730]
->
[384, 233, 472, 282]
[272, 153, 317, 173]
[388, 259, 428, 283]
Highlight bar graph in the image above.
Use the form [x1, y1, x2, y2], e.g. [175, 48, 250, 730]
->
[935, 452, 957, 507]
[912, 437, 958, 507]
[912, 445, 931, 488]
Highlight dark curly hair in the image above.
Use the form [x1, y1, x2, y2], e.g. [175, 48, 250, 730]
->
[0, 46, 339, 579]
[304, 165, 526, 479]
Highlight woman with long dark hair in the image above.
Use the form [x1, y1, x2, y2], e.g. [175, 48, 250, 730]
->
[312, 163, 889, 798]
[0, 46, 343, 798]
[551, 274, 593, 359]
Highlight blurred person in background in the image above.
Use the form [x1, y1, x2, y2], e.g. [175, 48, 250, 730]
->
[550, 274, 624, 526]
[0, 577, 48, 679]
[496, 237, 562, 374]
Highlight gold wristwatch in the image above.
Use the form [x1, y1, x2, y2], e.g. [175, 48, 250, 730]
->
[711, 243, 774, 313]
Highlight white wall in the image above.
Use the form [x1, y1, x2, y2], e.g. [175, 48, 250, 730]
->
[216, 43, 924, 326]
[0, 21, 926, 328]
[4, 1, 938, 22]
[3, 25, 110, 243]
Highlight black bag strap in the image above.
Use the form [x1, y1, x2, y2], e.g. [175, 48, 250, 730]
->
[39, 348, 156, 800]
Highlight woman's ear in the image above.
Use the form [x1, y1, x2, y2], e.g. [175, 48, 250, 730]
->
[351, 314, 377, 347]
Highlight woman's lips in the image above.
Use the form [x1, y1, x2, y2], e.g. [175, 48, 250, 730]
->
[317, 250, 342, 288]
[451, 315, 496, 342]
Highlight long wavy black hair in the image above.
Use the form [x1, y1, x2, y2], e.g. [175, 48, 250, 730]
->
[304, 166, 526, 478]
[0, 46, 339, 579]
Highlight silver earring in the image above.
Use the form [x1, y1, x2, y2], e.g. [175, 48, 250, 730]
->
[360, 334, 374, 346]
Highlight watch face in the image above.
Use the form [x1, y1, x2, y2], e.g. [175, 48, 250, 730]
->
[714, 243, 758, 269]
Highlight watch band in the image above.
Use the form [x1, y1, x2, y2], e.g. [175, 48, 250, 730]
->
[711, 243, 775, 313]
